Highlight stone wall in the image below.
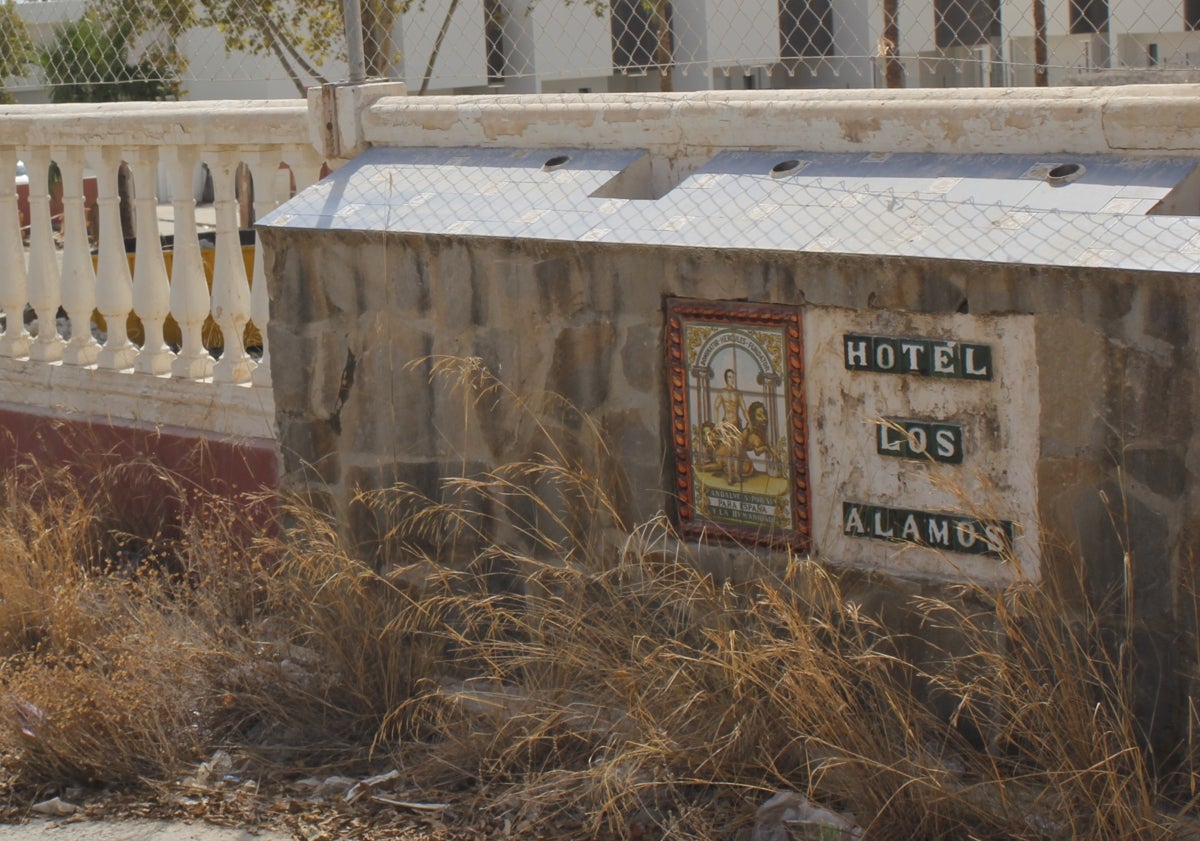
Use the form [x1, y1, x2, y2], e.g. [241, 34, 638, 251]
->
[262, 227, 1198, 613]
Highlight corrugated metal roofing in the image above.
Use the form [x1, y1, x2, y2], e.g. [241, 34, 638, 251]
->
[258, 146, 1200, 274]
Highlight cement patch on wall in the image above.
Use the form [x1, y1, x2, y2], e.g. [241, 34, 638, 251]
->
[804, 308, 1039, 585]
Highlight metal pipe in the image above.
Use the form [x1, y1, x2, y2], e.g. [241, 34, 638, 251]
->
[343, 0, 367, 82]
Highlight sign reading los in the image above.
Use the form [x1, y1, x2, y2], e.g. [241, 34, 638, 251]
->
[876, 418, 963, 464]
[844, 333, 992, 380]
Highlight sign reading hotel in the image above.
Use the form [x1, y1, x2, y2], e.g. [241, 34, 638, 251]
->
[666, 299, 811, 549]
[843, 334, 993, 380]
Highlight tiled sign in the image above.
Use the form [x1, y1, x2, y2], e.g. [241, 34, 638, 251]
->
[665, 299, 811, 550]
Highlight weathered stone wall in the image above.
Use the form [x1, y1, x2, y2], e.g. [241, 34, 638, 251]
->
[261, 227, 1198, 618]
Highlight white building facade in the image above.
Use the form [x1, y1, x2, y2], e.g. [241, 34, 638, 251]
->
[10, 0, 1200, 102]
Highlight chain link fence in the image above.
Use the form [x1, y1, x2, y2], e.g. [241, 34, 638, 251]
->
[3, 0, 1200, 103]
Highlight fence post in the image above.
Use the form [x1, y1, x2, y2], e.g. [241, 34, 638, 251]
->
[344, 0, 367, 83]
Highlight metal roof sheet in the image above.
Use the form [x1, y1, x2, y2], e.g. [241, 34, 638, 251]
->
[258, 147, 1200, 274]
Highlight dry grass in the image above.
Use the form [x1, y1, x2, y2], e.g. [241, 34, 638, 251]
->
[0, 456, 269, 784]
[0, 359, 1194, 840]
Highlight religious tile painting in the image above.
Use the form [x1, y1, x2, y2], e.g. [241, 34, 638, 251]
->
[666, 299, 811, 549]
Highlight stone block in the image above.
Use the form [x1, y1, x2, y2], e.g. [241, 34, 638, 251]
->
[388, 236, 434, 316]
[1118, 351, 1192, 443]
[279, 237, 334, 324]
[337, 323, 436, 458]
[1143, 284, 1190, 349]
[534, 255, 587, 318]
[1072, 274, 1135, 326]
[602, 408, 662, 525]
[343, 460, 443, 566]
[430, 241, 485, 330]
[619, 323, 659, 395]
[1124, 446, 1189, 500]
[611, 249, 668, 315]
[1036, 318, 1106, 452]
[1129, 625, 1186, 759]
[308, 331, 353, 421]
[1073, 480, 1172, 619]
[320, 242, 364, 316]
[266, 327, 315, 413]
[275, 410, 341, 485]
[547, 321, 616, 414]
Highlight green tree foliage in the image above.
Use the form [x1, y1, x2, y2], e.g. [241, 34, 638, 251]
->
[196, 0, 411, 88]
[0, 0, 35, 103]
[98, 0, 402, 96]
[93, 0, 461, 96]
[39, 13, 180, 103]
[202, 0, 346, 84]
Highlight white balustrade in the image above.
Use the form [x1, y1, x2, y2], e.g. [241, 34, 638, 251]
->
[168, 146, 214, 381]
[0, 145, 30, 358]
[90, 146, 138, 371]
[246, 150, 282, 389]
[129, 147, 173, 375]
[0, 99, 318, 444]
[24, 148, 64, 362]
[209, 149, 254, 385]
[0, 99, 319, 463]
[59, 148, 100, 366]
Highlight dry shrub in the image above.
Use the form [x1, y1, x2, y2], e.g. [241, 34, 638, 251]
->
[0, 359, 1193, 841]
[917, 572, 1173, 840]
[0, 456, 271, 785]
[300, 358, 1187, 840]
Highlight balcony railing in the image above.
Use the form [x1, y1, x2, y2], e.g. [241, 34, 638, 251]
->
[0, 100, 323, 441]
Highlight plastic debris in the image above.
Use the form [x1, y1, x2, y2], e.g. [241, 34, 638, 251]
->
[32, 797, 78, 816]
[344, 769, 400, 803]
[752, 791, 862, 841]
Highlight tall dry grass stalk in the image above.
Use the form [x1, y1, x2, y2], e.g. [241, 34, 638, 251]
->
[0, 454, 271, 784]
[0, 359, 1194, 841]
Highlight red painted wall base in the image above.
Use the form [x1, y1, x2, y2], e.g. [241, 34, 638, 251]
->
[0, 403, 278, 501]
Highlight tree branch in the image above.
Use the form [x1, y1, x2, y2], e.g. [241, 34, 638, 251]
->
[258, 10, 330, 87]
[419, 0, 461, 95]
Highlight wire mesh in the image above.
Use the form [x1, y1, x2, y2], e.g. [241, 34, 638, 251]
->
[260, 146, 1200, 277]
[3, 0, 1200, 102]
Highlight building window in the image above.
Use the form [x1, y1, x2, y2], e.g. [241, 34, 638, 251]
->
[612, 0, 672, 71]
[485, 0, 505, 83]
[934, 0, 1000, 48]
[780, 0, 835, 58]
[1187, 0, 1200, 30]
[1069, 0, 1109, 34]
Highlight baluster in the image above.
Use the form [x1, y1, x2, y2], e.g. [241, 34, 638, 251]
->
[209, 149, 252, 383]
[88, 146, 137, 370]
[168, 147, 213, 380]
[24, 148, 64, 361]
[0, 145, 30, 357]
[246, 150, 283, 388]
[128, 148, 172, 374]
[59, 148, 99, 366]
[289, 147, 325, 193]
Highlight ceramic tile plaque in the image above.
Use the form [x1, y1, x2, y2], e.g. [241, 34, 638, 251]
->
[666, 299, 811, 549]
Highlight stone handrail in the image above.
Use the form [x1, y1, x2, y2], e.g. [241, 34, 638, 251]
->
[0, 100, 321, 395]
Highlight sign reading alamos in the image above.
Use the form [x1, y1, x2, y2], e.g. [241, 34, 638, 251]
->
[843, 502, 1014, 558]
[666, 299, 811, 549]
